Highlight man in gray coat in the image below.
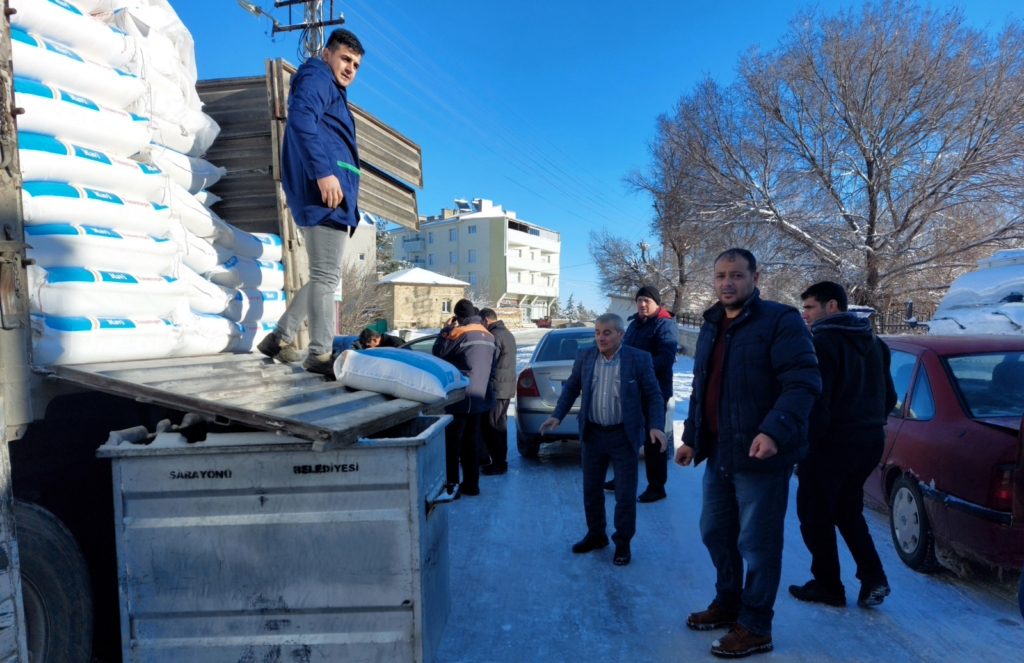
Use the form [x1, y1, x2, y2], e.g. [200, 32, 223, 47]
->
[479, 308, 517, 475]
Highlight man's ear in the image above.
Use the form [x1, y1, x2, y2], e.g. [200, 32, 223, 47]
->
[827, 300, 840, 315]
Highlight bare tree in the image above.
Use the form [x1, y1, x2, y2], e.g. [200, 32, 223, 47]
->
[337, 263, 383, 333]
[634, 1, 1024, 310]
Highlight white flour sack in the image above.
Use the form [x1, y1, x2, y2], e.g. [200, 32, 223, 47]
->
[251, 233, 283, 262]
[27, 265, 186, 318]
[216, 223, 274, 261]
[136, 144, 225, 194]
[22, 182, 174, 236]
[161, 181, 228, 239]
[147, 110, 219, 157]
[19, 132, 166, 201]
[25, 223, 177, 274]
[179, 228, 229, 275]
[14, 78, 151, 157]
[224, 289, 286, 324]
[32, 314, 180, 366]
[194, 189, 221, 207]
[334, 348, 470, 403]
[10, 27, 145, 108]
[180, 265, 234, 316]
[106, 4, 198, 88]
[232, 321, 274, 353]
[173, 312, 237, 357]
[9, 0, 137, 68]
[207, 256, 285, 291]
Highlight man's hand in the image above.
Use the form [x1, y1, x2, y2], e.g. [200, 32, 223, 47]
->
[674, 444, 694, 466]
[445, 316, 457, 328]
[749, 433, 778, 459]
[649, 429, 667, 453]
[317, 174, 344, 208]
[539, 417, 560, 435]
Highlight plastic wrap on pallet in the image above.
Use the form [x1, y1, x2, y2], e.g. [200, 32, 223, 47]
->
[206, 256, 285, 291]
[27, 264, 187, 319]
[136, 144, 225, 194]
[10, 27, 146, 109]
[25, 223, 178, 275]
[32, 313, 180, 365]
[14, 78, 152, 157]
[19, 132, 166, 201]
[10, 0, 138, 69]
[22, 181, 175, 236]
[180, 265, 234, 316]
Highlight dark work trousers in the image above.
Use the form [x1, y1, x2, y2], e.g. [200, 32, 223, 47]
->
[446, 412, 481, 489]
[582, 423, 639, 547]
[481, 398, 510, 467]
[796, 428, 887, 591]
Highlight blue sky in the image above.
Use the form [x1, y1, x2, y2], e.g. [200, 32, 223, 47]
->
[179, 0, 1021, 310]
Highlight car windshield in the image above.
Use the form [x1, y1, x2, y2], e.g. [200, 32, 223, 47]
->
[535, 331, 596, 362]
[945, 351, 1024, 418]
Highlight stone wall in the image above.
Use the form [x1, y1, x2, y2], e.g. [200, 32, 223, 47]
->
[388, 284, 466, 329]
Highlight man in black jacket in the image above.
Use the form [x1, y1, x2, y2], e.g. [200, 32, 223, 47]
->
[676, 249, 820, 658]
[479, 308, 517, 475]
[789, 281, 897, 609]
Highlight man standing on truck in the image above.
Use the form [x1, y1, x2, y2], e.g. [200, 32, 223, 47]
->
[257, 28, 365, 377]
[789, 281, 897, 609]
[675, 248, 820, 658]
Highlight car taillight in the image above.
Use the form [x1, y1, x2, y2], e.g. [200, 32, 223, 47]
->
[517, 368, 539, 397]
[989, 463, 1015, 511]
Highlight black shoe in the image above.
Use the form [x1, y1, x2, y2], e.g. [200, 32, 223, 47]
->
[604, 479, 615, 491]
[637, 486, 667, 503]
[302, 352, 338, 379]
[613, 544, 631, 566]
[257, 332, 302, 363]
[571, 534, 609, 553]
[459, 483, 480, 496]
[788, 580, 846, 607]
[480, 463, 508, 475]
[857, 579, 890, 607]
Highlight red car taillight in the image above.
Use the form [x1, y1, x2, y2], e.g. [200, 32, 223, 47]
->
[989, 463, 1015, 511]
[517, 368, 539, 397]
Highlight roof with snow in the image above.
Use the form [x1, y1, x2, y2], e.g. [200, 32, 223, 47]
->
[378, 267, 469, 286]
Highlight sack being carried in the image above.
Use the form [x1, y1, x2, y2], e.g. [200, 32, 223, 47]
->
[333, 348, 469, 403]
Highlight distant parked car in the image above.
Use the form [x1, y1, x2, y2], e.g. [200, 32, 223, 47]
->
[514, 327, 596, 457]
[864, 335, 1024, 571]
[536, 316, 552, 328]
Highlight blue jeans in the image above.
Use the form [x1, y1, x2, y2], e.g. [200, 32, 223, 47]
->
[699, 446, 792, 635]
[581, 424, 639, 547]
[275, 223, 348, 356]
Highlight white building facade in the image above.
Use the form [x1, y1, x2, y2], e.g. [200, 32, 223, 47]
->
[388, 198, 560, 320]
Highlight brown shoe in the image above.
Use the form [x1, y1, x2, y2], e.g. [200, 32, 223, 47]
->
[710, 624, 773, 658]
[686, 600, 740, 631]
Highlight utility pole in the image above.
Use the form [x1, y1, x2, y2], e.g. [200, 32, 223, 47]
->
[238, 0, 347, 59]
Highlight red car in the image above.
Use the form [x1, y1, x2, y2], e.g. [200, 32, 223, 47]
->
[864, 335, 1024, 571]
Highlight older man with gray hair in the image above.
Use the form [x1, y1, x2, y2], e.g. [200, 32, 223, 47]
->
[541, 313, 667, 566]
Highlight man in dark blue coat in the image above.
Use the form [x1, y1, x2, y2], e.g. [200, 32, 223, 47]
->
[258, 28, 364, 377]
[676, 249, 820, 658]
[541, 314, 667, 566]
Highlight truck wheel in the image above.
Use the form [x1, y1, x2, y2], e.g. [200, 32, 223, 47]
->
[516, 431, 541, 458]
[15, 501, 93, 663]
[888, 475, 940, 573]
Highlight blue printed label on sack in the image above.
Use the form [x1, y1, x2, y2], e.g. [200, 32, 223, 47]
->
[262, 291, 284, 301]
[151, 202, 168, 211]
[99, 271, 137, 284]
[14, 78, 55, 100]
[97, 318, 136, 329]
[72, 145, 112, 165]
[258, 260, 283, 270]
[83, 226, 120, 238]
[83, 188, 123, 204]
[25, 223, 78, 237]
[43, 40, 83, 62]
[50, 0, 84, 17]
[129, 112, 149, 122]
[224, 256, 239, 268]
[45, 267, 95, 283]
[16, 132, 66, 156]
[138, 163, 162, 175]
[23, 181, 77, 198]
[58, 90, 99, 111]
[9, 29, 37, 48]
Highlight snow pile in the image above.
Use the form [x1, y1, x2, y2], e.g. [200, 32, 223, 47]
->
[929, 249, 1024, 335]
[12, 0, 286, 364]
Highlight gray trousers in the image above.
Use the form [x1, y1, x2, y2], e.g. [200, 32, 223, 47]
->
[274, 223, 348, 356]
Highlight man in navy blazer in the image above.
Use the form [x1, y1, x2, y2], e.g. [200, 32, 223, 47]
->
[541, 313, 667, 566]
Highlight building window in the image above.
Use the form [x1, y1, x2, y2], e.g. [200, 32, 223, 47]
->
[468, 249, 477, 263]
[530, 274, 535, 284]
[441, 299, 451, 313]
[544, 255, 551, 263]
[513, 271, 520, 283]
[449, 251, 457, 263]
[468, 271, 477, 285]
[468, 225, 477, 234]
[428, 231, 434, 244]
[428, 254, 434, 266]
[358, 253, 365, 260]
[449, 228, 457, 241]
[516, 249, 522, 258]
[531, 251, 536, 261]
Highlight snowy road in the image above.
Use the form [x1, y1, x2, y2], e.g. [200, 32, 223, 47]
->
[434, 329, 1022, 662]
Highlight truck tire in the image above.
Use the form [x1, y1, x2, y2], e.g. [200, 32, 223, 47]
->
[888, 475, 940, 573]
[15, 501, 94, 663]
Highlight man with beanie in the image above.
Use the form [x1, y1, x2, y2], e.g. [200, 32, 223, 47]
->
[605, 285, 677, 502]
[478, 308, 517, 475]
[433, 299, 496, 496]
[257, 28, 364, 377]
[789, 281, 897, 609]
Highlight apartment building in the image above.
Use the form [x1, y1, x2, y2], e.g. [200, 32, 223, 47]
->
[388, 198, 560, 320]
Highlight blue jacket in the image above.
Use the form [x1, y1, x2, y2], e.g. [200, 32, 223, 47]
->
[432, 317, 496, 414]
[281, 58, 361, 229]
[552, 344, 665, 452]
[623, 306, 677, 401]
[682, 289, 821, 473]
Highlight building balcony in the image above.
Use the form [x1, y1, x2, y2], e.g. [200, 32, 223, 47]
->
[505, 282, 558, 297]
[402, 238, 426, 252]
[506, 254, 560, 273]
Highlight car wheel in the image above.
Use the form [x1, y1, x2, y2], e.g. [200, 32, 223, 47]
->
[516, 430, 541, 458]
[888, 475, 940, 573]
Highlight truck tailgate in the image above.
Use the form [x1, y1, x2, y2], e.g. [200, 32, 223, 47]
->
[40, 353, 462, 451]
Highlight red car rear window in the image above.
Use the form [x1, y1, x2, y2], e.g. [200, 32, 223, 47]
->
[945, 351, 1024, 418]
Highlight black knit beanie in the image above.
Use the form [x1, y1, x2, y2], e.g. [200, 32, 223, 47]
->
[454, 299, 477, 320]
[635, 285, 661, 306]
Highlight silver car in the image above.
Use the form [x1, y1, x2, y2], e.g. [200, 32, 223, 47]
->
[514, 328, 597, 457]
